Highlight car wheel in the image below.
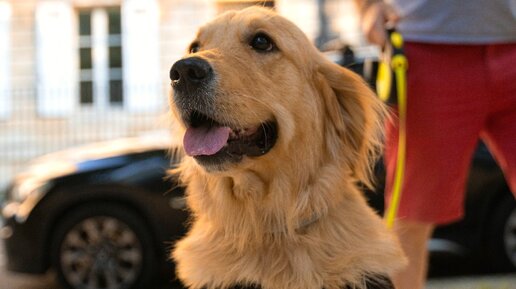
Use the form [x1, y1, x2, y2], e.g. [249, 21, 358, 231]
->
[52, 203, 158, 289]
[486, 194, 516, 272]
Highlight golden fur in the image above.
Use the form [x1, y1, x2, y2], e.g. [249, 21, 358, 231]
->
[169, 7, 406, 289]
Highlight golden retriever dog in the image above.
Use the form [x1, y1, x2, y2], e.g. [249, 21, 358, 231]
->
[168, 6, 406, 289]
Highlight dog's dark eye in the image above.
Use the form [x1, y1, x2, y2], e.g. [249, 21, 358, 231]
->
[250, 33, 275, 52]
[189, 42, 200, 54]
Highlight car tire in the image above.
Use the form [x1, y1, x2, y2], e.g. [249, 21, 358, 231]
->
[51, 203, 159, 289]
[486, 194, 516, 272]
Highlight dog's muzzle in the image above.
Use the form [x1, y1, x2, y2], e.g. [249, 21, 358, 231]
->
[169, 56, 278, 170]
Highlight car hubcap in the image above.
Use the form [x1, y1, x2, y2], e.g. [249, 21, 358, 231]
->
[60, 216, 143, 289]
[504, 207, 516, 267]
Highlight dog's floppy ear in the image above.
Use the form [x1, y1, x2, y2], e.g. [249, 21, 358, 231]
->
[315, 56, 386, 188]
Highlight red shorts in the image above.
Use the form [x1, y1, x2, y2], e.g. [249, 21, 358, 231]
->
[384, 42, 516, 224]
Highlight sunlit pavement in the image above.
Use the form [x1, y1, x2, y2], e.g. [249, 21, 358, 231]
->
[0, 238, 56, 289]
[0, 271, 57, 289]
[1, 237, 515, 289]
[427, 275, 516, 289]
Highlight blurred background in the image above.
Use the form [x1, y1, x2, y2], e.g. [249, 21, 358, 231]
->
[0, 0, 363, 191]
[0, 1, 515, 289]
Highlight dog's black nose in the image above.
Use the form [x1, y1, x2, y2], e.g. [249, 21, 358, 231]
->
[170, 57, 213, 89]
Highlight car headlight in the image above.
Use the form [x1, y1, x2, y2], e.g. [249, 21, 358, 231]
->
[3, 178, 52, 223]
[10, 178, 51, 203]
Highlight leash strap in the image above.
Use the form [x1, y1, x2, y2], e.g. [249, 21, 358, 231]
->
[379, 29, 408, 229]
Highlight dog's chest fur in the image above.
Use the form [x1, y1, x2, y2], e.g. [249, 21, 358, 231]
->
[224, 276, 395, 289]
[174, 222, 397, 289]
[173, 174, 404, 289]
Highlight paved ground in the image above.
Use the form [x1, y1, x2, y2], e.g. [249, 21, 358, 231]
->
[0, 241, 58, 289]
[0, 271, 58, 289]
[427, 275, 516, 289]
[1, 237, 515, 289]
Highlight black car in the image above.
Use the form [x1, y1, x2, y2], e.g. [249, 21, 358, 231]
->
[1, 135, 188, 289]
[1, 134, 515, 289]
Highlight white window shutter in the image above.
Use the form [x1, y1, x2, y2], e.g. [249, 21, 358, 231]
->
[91, 9, 109, 110]
[0, 1, 11, 120]
[35, 1, 76, 117]
[122, 0, 162, 113]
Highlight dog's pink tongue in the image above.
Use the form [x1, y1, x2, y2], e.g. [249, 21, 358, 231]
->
[183, 126, 231, 156]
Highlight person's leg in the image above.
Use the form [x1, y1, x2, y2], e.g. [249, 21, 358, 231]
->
[384, 43, 490, 289]
[481, 43, 516, 195]
[392, 220, 434, 289]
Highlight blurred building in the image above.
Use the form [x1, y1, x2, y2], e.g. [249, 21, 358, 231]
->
[0, 0, 361, 187]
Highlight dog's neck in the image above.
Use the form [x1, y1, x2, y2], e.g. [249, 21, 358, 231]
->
[183, 160, 354, 239]
[176, 159, 407, 289]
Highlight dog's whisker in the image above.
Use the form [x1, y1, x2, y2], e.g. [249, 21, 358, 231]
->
[260, 123, 269, 149]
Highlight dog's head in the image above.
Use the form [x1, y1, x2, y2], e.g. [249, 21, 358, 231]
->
[169, 7, 384, 187]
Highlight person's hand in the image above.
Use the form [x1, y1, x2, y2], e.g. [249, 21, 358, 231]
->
[360, 1, 400, 46]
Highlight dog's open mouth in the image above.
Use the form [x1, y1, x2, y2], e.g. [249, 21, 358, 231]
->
[182, 111, 277, 165]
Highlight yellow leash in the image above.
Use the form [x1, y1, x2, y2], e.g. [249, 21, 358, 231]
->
[377, 30, 409, 229]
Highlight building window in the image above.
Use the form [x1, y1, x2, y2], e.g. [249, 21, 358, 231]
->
[78, 7, 123, 108]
